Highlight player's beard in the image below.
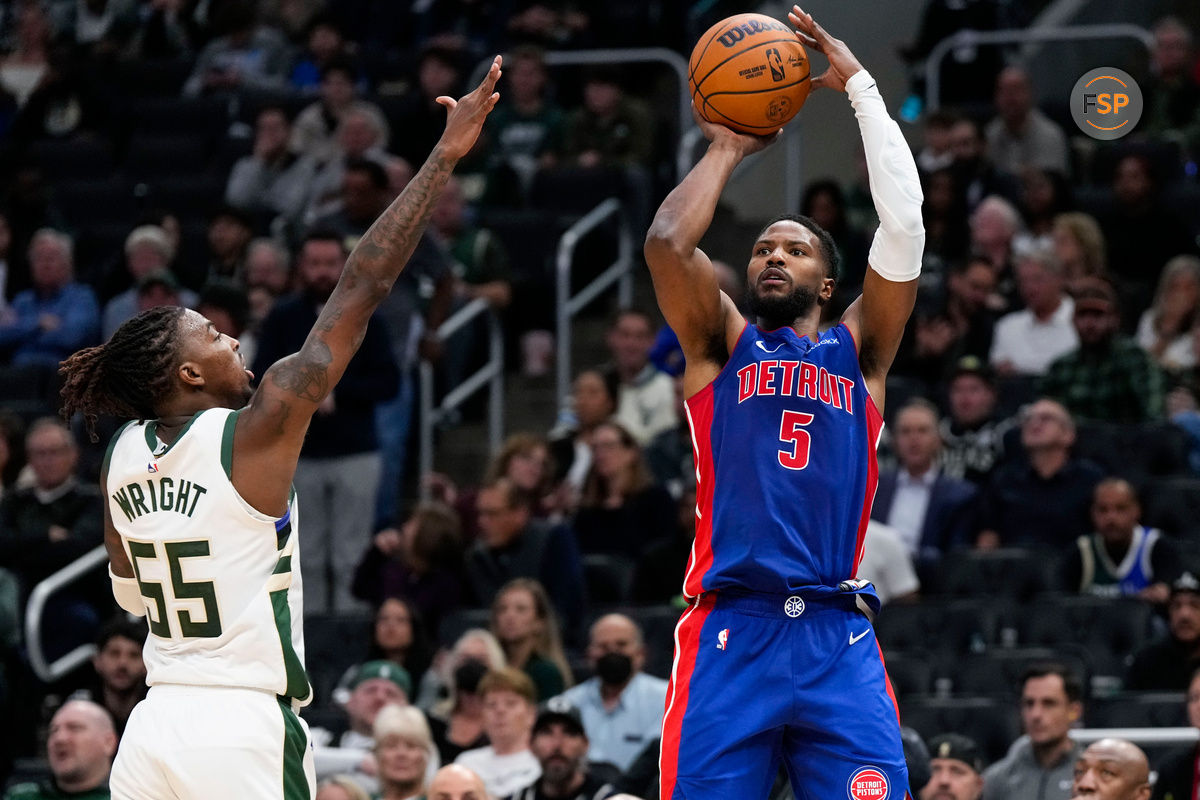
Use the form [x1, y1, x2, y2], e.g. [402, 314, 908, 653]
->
[748, 283, 822, 327]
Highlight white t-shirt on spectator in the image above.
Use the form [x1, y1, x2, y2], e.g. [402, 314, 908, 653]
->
[455, 745, 541, 798]
[989, 296, 1078, 376]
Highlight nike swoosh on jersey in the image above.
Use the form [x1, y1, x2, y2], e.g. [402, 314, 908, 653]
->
[849, 630, 870, 645]
[755, 340, 785, 353]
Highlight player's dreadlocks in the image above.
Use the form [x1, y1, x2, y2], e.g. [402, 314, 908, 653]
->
[59, 306, 187, 442]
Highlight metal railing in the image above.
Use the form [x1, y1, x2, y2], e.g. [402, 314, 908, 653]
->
[418, 297, 505, 492]
[470, 47, 692, 181]
[555, 198, 635, 413]
[924, 24, 1154, 111]
[25, 544, 108, 682]
[1072, 727, 1197, 745]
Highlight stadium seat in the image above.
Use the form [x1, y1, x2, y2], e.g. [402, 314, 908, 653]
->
[28, 137, 115, 181]
[530, 166, 627, 218]
[109, 58, 195, 98]
[882, 375, 928, 424]
[145, 175, 229, 220]
[1142, 477, 1200, 541]
[436, 607, 492, 650]
[936, 549, 1051, 604]
[882, 649, 935, 700]
[126, 95, 227, 139]
[874, 598, 1002, 661]
[1073, 422, 1190, 486]
[946, 647, 1091, 699]
[1086, 691, 1187, 729]
[583, 553, 635, 606]
[303, 612, 373, 709]
[124, 133, 211, 180]
[1017, 596, 1157, 681]
[994, 374, 1038, 419]
[899, 695, 1020, 765]
[476, 209, 561, 283]
[54, 178, 139, 227]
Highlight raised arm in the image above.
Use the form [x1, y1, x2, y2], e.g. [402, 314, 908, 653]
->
[790, 6, 924, 406]
[233, 57, 503, 514]
[643, 114, 774, 392]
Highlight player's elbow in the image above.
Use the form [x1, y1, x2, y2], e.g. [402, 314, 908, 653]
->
[644, 223, 689, 263]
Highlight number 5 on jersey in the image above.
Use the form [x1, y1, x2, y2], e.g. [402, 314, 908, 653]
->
[127, 539, 223, 638]
[778, 410, 814, 470]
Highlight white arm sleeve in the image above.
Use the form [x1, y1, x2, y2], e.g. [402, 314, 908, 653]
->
[110, 568, 146, 617]
[846, 70, 925, 283]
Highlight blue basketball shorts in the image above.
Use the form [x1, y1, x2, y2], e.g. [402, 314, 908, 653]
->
[660, 590, 909, 800]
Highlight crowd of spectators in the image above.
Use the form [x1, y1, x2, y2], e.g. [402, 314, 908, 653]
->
[0, 0, 1198, 798]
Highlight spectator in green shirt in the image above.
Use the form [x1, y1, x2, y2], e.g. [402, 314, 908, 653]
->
[1040, 277, 1165, 422]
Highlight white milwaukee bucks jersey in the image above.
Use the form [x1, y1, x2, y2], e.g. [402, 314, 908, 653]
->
[104, 408, 311, 704]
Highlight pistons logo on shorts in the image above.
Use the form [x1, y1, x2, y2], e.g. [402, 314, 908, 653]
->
[847, 766, 889, 800]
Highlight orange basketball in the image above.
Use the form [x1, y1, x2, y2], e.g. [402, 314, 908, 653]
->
[689, 13, 811, 135]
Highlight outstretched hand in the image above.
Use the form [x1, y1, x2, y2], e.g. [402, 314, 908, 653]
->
[788, 5, 864, 94]
[436, 55, 503, 160]
[692, 105, 779, 158]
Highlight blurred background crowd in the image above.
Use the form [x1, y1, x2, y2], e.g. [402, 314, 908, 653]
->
[0, 0, 1197, 798]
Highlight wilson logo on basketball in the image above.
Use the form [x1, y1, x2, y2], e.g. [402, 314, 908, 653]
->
[847, 766, 889, 800]
[716, 18, 789, 47]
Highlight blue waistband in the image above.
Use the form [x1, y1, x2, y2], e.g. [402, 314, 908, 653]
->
[700, 582, 880, 619]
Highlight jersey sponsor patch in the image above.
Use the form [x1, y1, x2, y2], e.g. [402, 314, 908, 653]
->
[847, 766, 889, 800]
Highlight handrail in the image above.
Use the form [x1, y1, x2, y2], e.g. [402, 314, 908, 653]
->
[25, 545, 108, 682]
[1071, 727, 1197, 744]
[418, 297, 505, 494]
[924, 24, 1154, 111]
[470, 47, 692, 182]
[555, 198, 634, 413]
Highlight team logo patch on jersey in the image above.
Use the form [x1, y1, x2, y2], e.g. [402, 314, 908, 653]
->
[717, 628, 728, 650]
[783, 596, 805, 617]
[847, 766, 889, 800]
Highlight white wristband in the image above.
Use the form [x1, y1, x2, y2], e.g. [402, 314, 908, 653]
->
[847, 70, 925, 283]
[110, 568, 146, 617]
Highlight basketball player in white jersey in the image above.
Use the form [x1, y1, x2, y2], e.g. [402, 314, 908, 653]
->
[57, 57, 504, 800]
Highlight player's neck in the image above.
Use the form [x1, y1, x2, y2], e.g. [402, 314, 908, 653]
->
[155, 395, 230, 433]
[756, 315, 821, 341]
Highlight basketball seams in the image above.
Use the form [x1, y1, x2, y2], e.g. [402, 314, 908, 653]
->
[703, 74, 810, 96]
[693, 37, 808, 94]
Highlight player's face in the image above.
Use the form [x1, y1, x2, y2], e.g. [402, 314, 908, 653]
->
[1091, 484, 1139, 544]
[375, 599, 413, 653]
[1070, 742, 1150, 800]
[920, 758, 983, 800]
[93, 636, 146, 693]
[376, 734, 428, 786]
[746, 221, 831, 325]
[177, 310, 253, 408]
[493, 588, 540, 643]
[1020, 675, 1078, 746]
[482, 689, 535, 744]
[532, 723, 588, 782]
[1169, 592, 1200, 643]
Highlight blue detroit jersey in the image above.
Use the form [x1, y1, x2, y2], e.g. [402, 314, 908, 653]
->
[682, 321, 883, 598]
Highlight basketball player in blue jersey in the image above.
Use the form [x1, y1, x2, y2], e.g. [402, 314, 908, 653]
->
[645, 8, 924, 800]
[56, 59, 503, 800]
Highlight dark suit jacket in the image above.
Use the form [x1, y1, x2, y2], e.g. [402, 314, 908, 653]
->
[870, 469, 978, 561]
